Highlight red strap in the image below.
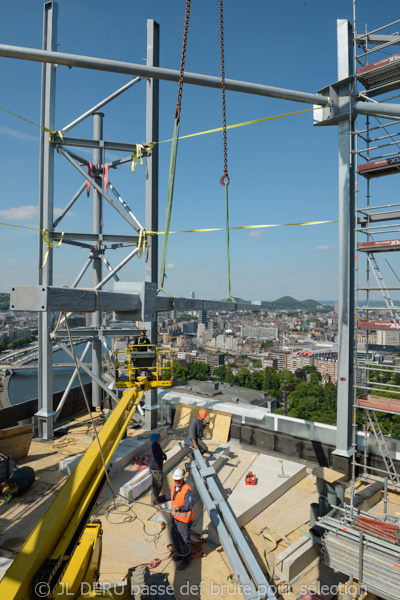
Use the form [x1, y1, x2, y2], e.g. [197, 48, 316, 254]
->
[104, 163, 109, 191]
[136, 544, 175, 569]
[87, 162, 92, 196]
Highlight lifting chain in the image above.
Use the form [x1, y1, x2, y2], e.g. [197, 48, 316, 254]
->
[219, 0, 229, 185]
[175, 0, 191, 122]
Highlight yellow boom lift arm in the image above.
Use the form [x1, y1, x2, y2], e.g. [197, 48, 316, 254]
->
[0, 345, 173, 600]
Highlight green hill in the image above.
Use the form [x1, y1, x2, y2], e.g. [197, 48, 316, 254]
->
[262, 296, 329, 311]
[219, 295, 330, 311]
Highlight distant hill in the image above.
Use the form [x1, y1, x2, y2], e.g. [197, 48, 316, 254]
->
[263, 296, 326, 310]
[0, 293, 9, 311]
[221, 295, 331, 311]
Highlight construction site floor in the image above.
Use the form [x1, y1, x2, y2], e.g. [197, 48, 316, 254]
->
[0, 411, 359, 600]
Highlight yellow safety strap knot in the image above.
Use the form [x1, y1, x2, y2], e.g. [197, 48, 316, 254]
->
[132, 144, 144, 173]
[41, 230, 64, 268]
[137, 229, 147, 258]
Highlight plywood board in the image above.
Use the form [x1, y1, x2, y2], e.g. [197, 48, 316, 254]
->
[172, 404, 232, 443]
[312, 466, 346, 484]
[0, 424, 33, 439]
[0, 432, 33, 461]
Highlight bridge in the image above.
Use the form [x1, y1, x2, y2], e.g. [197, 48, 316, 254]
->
[0, 363, 92, 371]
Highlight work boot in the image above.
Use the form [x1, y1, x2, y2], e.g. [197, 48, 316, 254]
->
[177, 554, 192, 571]
[171, 554, 180, 561]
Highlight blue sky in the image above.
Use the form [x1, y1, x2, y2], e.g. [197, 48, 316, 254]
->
[0, 0, 399, 302]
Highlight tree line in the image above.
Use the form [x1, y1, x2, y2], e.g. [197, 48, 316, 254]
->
[0, 336, 32, 352]
[173, 360, 338, 426]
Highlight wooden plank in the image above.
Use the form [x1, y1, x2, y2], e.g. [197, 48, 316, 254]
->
[312, 466, 346, 484]
[0, 432, 33, 461]
[0, 424, 33, 439]
[172, 404, 232, 443]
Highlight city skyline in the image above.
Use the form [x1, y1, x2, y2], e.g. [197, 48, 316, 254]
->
[0, 1, 399, 301]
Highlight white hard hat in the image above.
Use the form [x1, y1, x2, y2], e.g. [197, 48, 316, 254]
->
[173, 468, 185, 480]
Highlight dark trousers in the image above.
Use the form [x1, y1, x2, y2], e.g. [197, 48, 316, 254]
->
[171, 518, 192, 560]
[150, 469, 163, 503]
[195, 437, 208, 455]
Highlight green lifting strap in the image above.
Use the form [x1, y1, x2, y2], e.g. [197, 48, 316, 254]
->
[222, 181, 236, 307]
[157, 118, 180, 297]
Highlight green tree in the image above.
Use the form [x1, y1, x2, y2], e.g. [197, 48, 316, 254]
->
[262, 367, 280, 398]
[213, 365, 227, 380]
[173, 361, 189, 381]
[188, 362, 211, 381]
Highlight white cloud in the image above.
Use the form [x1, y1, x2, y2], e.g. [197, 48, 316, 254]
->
[166, 263, 176, 269]
[0, 205, 73, 221]
[7, 259, 32, 266]
[249, 230, 262, 238]
[315, 245, 330, 251]
[0, 205, 38, 220]
[0, 126, 39, 142]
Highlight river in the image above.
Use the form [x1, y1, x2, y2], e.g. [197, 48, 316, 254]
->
[8, 342, 93, 405]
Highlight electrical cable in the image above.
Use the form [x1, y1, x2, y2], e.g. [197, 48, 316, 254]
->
[60, 314, 164, 541]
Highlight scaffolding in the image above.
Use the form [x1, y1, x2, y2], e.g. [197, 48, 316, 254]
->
[353, 16, 400, 491]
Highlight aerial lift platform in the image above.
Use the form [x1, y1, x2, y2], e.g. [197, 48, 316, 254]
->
[0, 347, 173, 600]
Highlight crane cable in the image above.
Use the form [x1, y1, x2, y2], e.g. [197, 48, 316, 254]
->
[219, 0, 235, 305]
[158, 0, 191, 297]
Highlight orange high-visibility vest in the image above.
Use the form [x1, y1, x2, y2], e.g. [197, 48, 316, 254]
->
[171, 483, 194, 523]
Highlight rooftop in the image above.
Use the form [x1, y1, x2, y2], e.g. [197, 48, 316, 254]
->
[1, 407, 397, 600]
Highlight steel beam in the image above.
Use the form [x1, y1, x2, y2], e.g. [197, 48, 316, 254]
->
[144, 20, 160, 431]
[37, 1, 58, 440]
[9, 286, 141, 312]
[191, 463, 262, 600]
[335, 19, 355, 458]
[0, 44, 329, 106]
[54, 341, 91, 421]
[53, 136, 149, 153]
[91, 112, 103, 408]
[357, 34, 400, 46]
[354, 101, 400, 120]
[61, 76, 142, 134]
[193, 451, 275, 599]
[56, 340, 121, 405]
[49, 232, 140, 244]
[10, 284, 261, 316]
[156, 296, 261, 313]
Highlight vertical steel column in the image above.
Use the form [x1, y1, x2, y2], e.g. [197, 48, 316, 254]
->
[144, 20, 160, 430]
[91, 112, 104, 408]
[37, 1, 58, 439]
[336, 19, 355, 457]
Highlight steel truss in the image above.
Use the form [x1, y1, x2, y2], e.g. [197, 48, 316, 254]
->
[5, 2, 400, 450]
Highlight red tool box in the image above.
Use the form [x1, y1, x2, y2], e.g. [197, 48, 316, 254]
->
[245, 471, 257, 485]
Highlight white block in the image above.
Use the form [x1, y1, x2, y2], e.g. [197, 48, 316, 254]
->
[274, 537, 320, 583]
[119, 441, 191, 501]
[59, 429, 167, 476]
[228, 455, 306, 528]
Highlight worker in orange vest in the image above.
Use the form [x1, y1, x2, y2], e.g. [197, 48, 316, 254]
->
[154, 467, 194, 570]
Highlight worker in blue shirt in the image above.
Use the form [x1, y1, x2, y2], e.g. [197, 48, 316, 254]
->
[149, 432, 167, 502]
[154, 468, 194, 571]
[188, 409, 209, 455]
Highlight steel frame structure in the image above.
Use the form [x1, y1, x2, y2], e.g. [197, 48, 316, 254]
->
[4, 3, 400, 451]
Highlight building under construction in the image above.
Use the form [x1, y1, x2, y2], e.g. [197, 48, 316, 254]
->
[2, 2, 400, 599]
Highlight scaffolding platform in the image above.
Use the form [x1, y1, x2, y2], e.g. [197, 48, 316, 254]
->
[357, 394, 400, 413]
[359, 156, 400, 179]
[358, 239, 400, 252]
[358, 320, 400, 330]
[357, 52, 400, 89]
